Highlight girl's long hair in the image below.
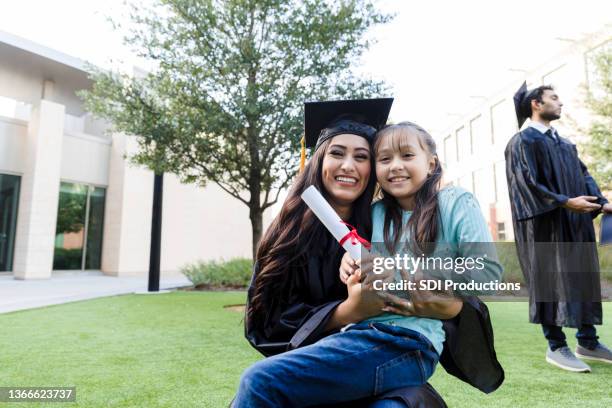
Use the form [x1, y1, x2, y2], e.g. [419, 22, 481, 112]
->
[374, 122, 443, 255]
[248, 138, 376, 328]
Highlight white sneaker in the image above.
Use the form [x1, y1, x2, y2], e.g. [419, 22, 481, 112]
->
[545, 347, 591, 373]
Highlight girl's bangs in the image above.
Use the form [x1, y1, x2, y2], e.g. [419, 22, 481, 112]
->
[375, 126, 425, 153]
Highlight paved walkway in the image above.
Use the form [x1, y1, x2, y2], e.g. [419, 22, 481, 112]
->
[0, 273, 192, 314]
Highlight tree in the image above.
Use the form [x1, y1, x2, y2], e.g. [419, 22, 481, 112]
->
[81, 0, 391, 258]
[581, 46, 612, 191]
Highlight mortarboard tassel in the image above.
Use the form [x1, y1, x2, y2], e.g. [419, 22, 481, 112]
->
[299, 135, 306, 173]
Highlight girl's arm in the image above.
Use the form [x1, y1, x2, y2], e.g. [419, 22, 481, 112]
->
[379, 291, 463, 320]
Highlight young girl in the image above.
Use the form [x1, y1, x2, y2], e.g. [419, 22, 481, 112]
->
[340, 120, 504, 383]
[236, 119, 501, 407]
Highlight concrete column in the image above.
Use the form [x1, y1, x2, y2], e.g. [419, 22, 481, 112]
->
[101, 133, 153, 277]
[100, 133, 127, 276]
[13, 100, 65, 279]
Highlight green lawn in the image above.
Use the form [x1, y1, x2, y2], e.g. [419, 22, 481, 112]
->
[1, 292, 611, 407]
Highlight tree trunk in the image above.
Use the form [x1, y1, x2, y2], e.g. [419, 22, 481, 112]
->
[250, 205, 263, 260]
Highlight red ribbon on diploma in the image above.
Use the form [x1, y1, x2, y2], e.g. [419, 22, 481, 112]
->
[339, 221, 372, 251]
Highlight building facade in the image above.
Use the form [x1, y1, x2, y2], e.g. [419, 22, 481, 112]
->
[436, 27, 611, 241]
[0, 31, 263, 279]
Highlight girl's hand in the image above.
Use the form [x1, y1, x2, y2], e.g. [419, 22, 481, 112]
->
[339, 252, 358, 284]
[379, 291, 463, 320]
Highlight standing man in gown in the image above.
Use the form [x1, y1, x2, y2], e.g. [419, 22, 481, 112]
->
[505, 82, 612, 372]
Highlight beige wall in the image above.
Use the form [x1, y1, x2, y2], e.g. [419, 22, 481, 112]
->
[0, 116, 27, 174]
[161, 177, 255, 273]
[101, 133, 265, 277]
[60, 131, 111, 187]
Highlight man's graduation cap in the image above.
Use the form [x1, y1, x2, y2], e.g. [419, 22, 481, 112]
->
[300, 98, 394, 170]
[513, 81, 537, 128]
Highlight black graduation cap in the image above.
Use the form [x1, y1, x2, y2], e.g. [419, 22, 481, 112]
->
[513, 81, 536, 128]
[304, 98, 394, 150]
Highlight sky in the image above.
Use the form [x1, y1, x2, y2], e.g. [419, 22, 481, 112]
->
[1, 0, 611, 135]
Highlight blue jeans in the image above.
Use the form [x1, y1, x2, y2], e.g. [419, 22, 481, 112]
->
[234, 322, 439, 408]
[542, 324, 599, 351]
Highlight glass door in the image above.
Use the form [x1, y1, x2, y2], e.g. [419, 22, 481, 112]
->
[0, 174, 20, 272]
[53, 182, 105, 271]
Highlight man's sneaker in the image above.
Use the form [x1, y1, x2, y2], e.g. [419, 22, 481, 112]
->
[545, 346, 591, 372]
[575, 343, 612, 364]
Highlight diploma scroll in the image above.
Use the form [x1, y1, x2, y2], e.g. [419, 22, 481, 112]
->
[301, 185, 370, 260]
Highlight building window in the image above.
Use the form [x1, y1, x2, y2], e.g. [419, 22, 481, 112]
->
[0, 174, 20, 272]
[473, 167, 495, 210]
[470, 115, 487, 154]
[456, 126, 469, 162]
[444, 134, 455, 164]
[490, 99, 516, 143]
[53, 182, 106, 270]
[497, 222, 506, 241]
[494, 161, 508, 204]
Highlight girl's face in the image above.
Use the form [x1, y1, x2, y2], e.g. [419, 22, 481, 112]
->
[375, 130, 435, 209]
[321, 133, 372, 209]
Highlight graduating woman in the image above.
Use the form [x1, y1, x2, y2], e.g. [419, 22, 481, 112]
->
[238, 98, 448, 407]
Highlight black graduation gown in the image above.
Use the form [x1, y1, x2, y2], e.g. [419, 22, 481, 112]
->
[244, 227, 504, 405]
[505, 127, 607, 327]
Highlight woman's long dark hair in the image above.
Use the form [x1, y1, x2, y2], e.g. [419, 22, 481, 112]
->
[248, 138, 376, 328]
[374, 122, 443, 255]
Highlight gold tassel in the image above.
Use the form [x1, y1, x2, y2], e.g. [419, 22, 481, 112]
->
[299, 135, 306, 173]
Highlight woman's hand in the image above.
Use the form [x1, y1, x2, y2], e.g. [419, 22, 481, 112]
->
[325, 268, 387, 330]
[339, 252, 358, 284]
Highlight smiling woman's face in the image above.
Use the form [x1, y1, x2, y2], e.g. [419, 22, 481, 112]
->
[321, 133, 371, 209]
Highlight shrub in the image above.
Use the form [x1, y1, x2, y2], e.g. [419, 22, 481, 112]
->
[180, 258, 253, 289]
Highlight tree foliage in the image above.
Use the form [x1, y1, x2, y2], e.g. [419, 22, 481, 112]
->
[80, 0, 391, 256]
[582, 45, 612, 191]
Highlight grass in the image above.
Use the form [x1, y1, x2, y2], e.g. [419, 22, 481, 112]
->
[1, 292, 611, 407]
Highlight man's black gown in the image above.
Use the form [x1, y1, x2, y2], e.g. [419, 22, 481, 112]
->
[245, 222, 503, 406]
[505, 127, 607, 327]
